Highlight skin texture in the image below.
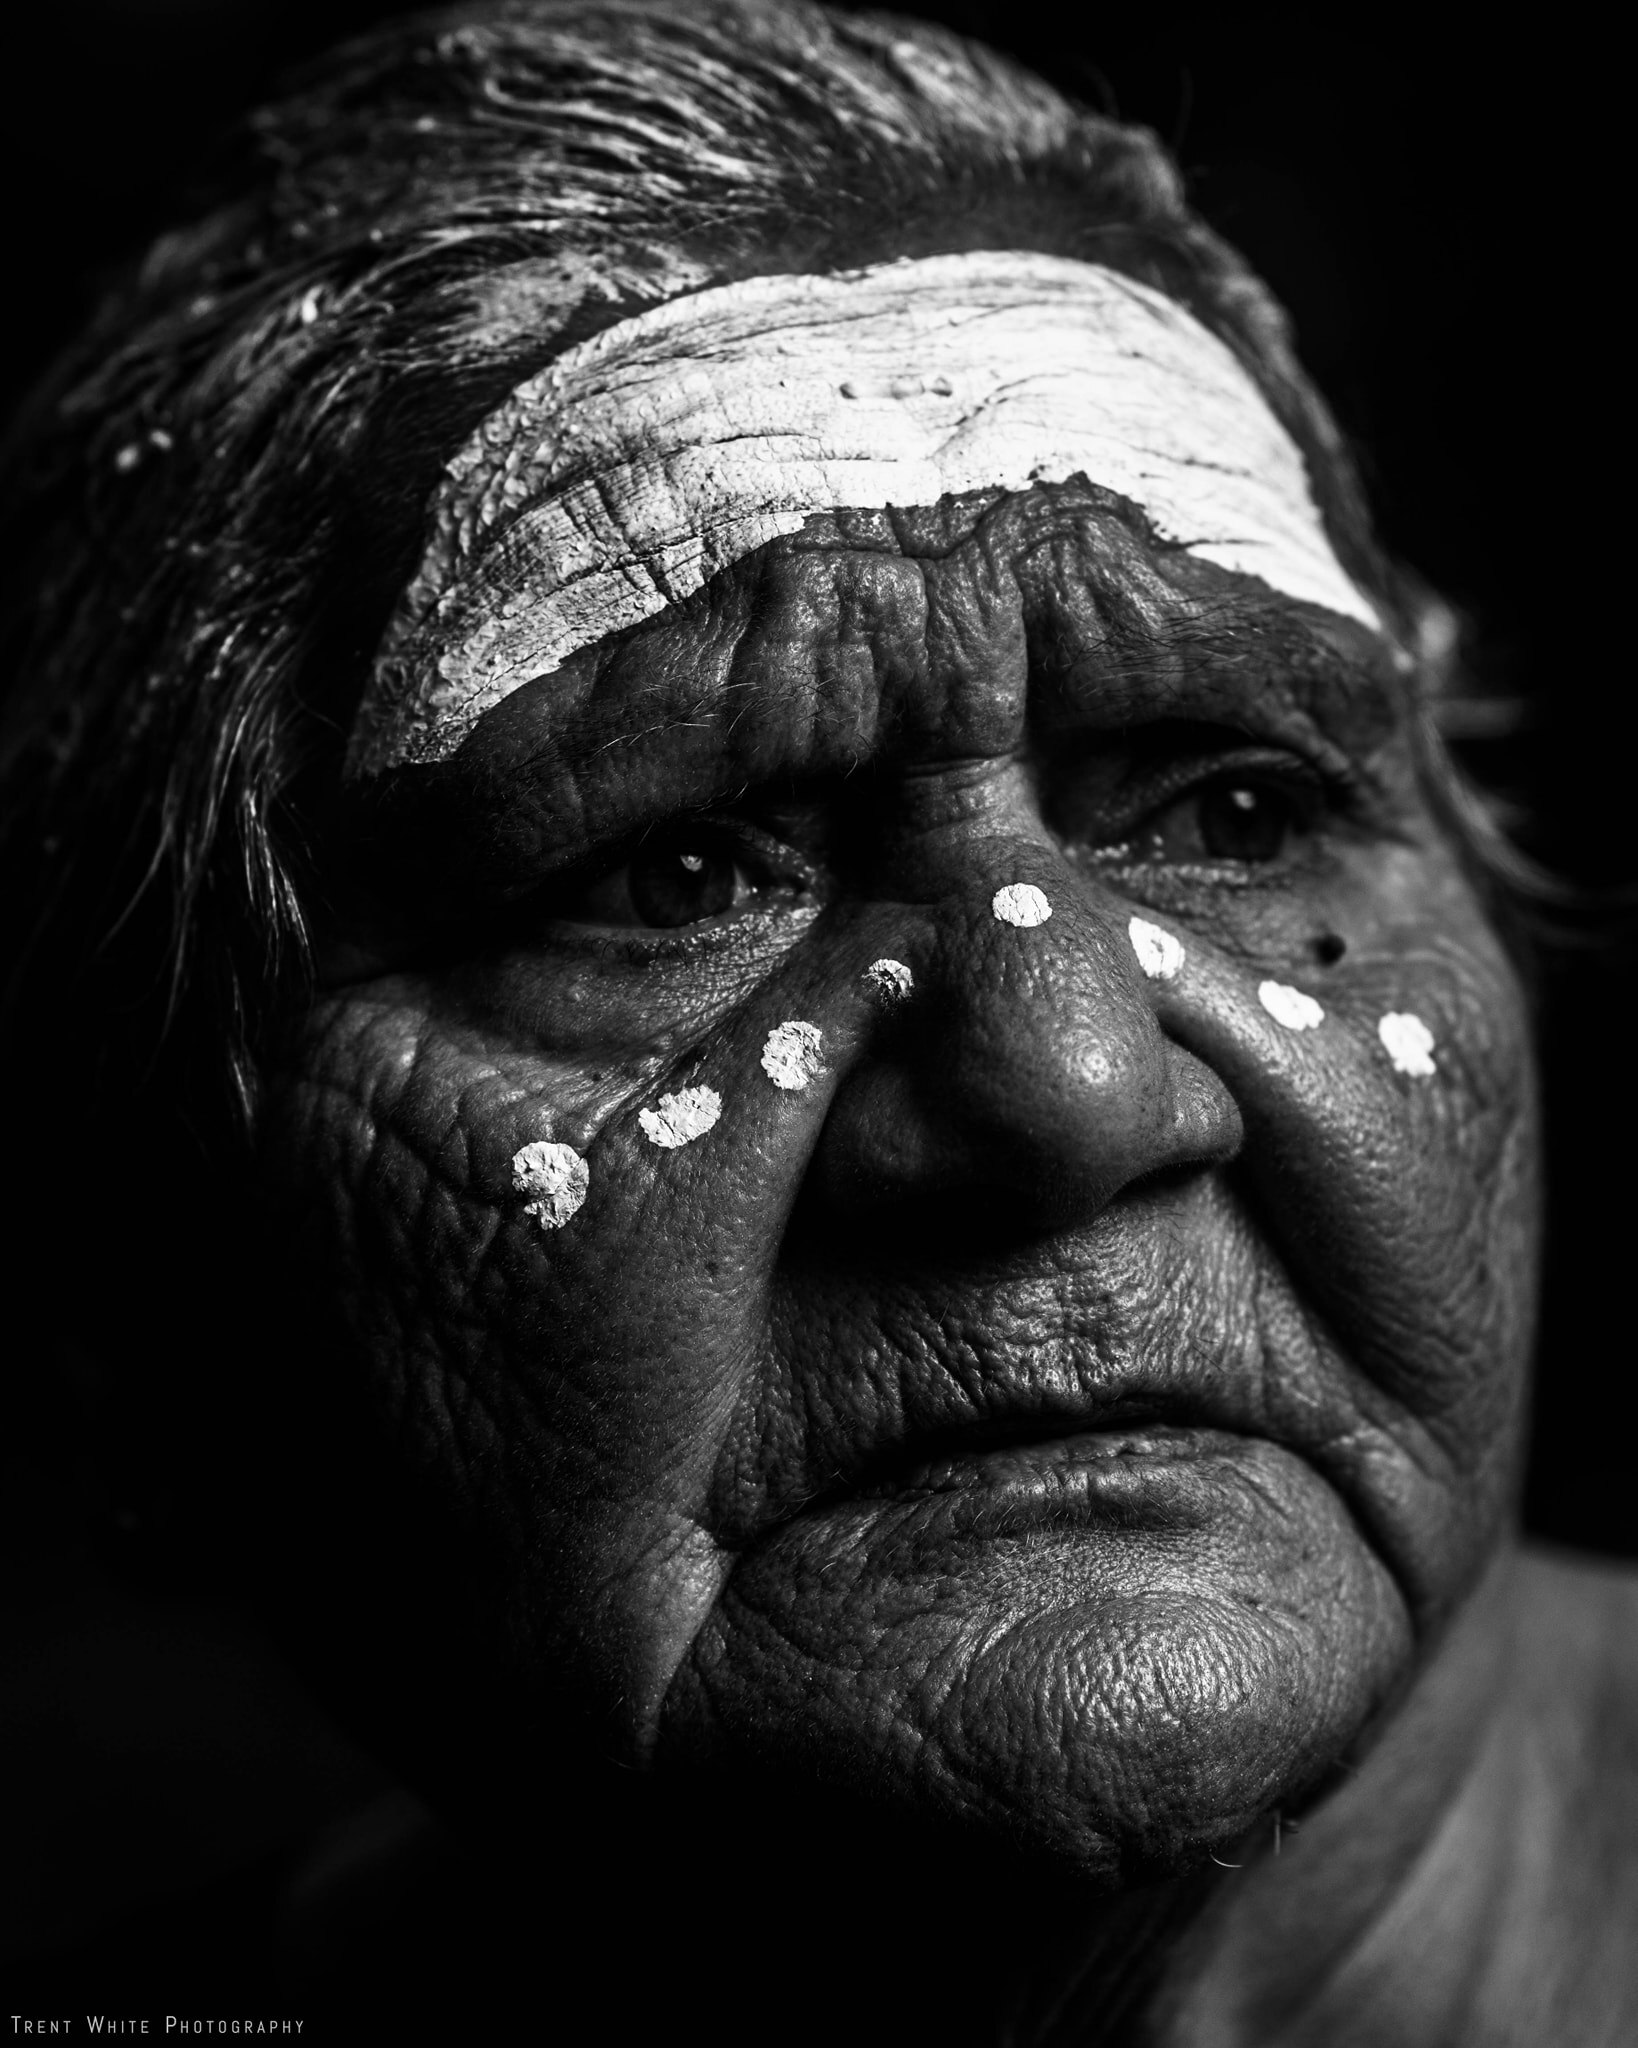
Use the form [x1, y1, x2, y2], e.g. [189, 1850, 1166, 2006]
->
[263, 436, 1540, 1907]
[349, 251, 1374, 772]
[6, 3, 1628, 2026]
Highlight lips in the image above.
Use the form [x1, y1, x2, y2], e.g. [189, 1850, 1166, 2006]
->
[844, 1422, 1262, 1548]
[716, 1345, 1256, 1540]
[723, 1176, 1440, 1612]
[716, 1317, 1426, 1626]
[878, 1420, 1225, 1496]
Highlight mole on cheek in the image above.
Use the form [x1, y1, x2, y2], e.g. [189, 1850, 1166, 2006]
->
[1378, 1011, 1437, 1077]
[638, 1085, 723, 1148]
[992, 883, 1052, 929]
[1259, 980, 1325, 1032]
[510, 1140, 590, 1229]
[761, 1021, 825, 1091]
[1128, 916, 1185, 981]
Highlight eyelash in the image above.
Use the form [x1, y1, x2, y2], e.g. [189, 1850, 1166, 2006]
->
[1078, 755, 1333, 862]
[528, 743, 1354, 940]
[535, 817, 820, 940]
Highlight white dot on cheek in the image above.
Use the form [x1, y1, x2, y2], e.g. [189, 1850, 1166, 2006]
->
[1258, 980, 1325, 1032]
[761, 1020, 825, 1091]
[1379, 1010, 1437, 1077]
[510, 1140, 589, 1229]
[863, 958, 914, 1001]
[1128, 916, 1185, 981]
[992, 883, 1052, 928]
[637, 1084, 723, 1149]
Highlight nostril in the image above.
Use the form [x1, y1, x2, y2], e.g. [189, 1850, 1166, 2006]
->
[1314, 932, 1347, 966]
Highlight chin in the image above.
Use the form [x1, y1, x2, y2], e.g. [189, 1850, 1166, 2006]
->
[658, 1424, 1414, 1878]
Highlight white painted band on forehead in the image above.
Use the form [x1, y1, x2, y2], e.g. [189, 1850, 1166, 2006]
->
[347, 251, 1377, 776]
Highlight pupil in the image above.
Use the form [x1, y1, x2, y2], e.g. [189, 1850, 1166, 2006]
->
[1199, 784, 1288, 862]
[629, 837, 738, 926]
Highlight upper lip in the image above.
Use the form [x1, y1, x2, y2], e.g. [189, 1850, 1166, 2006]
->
[708, 1310, 1432, 1627]
[710, 1358, 1259, 1549]
[846, 1397, 1186, 1496]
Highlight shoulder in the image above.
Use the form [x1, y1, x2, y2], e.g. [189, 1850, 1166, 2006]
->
[1505, 1544, 1638, 2043]
[1515, 1541, 1638, 1712]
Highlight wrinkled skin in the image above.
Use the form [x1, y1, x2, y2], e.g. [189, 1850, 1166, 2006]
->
[262, 474, 1536, 1889]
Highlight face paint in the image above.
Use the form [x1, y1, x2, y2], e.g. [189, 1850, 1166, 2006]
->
[1128, 916, 1185, 981]
[1259, 980, 1325, 1032]
[347, 251, 1378, 776]
[863, 958, 914, 1001]
[510, 1140, 589, 1229]
[638, 1085, 723, 1149]
[992, 883, 1052, 929]
[761, 1020, 825, 1091]
[1379, 1011, 1437, 1077]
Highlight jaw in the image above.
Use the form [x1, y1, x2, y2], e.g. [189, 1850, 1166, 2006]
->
[658, 1422, 1412, 1882]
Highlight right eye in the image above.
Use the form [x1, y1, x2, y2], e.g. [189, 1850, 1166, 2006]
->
[555, 826, 776, 930]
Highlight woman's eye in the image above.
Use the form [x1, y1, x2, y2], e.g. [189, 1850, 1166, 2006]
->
[629, 837, 743, 926]
[1134, 776, 1310, 867]
[556, 827, 782, 929]
[1196, 781, 1296, 861]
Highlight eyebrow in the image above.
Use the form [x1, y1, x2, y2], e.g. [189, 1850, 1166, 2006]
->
[346, 251, 1377, 777]
[360, 509, 1405, 889]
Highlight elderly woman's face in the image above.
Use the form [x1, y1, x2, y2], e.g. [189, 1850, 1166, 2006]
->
[265, 252, 1537, 1874]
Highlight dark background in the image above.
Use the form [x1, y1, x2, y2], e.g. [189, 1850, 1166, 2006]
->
[4, 0, 1632, 2024]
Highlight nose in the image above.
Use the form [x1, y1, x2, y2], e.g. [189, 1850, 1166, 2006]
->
[812, 842, 1242, 1235]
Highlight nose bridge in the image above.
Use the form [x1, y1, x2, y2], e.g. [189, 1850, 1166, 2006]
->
[923, 848, 1182, 1198]
[812, 775, 1244, 1229]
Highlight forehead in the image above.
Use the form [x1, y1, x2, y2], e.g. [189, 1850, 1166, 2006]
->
[427, 491, 1401, 881]
[347, 250, 1382, 779]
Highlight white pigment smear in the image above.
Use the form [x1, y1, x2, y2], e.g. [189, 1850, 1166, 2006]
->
[638, 1084, 723, 1149]
[510, 1140, 589, 1230]
[1129, 916, 1185, 981]
[1259, 980, 1325, 1032]
[864, 958, 914, 1001]
[1378, 1011, 1437, 1077]
[761, 1020, 825, 1091]
[992, 883, 1052, 929]
[348, 250, 1377, 774]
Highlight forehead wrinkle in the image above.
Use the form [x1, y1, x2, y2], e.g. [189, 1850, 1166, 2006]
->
[348, 251, 1375, 776]
[1005, 497, 1401, 758]
[460, 553, 902, 850]
[438, 489, 1398, 868]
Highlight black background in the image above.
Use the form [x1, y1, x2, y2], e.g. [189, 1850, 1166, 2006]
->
[4, 0, 1632, 2015]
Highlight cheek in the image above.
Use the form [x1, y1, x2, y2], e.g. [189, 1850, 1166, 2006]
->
[1153, 850, 1539, 1591]
[257, 960, 882, 1751]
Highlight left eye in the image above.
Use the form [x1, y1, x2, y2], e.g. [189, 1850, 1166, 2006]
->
[1139, 777, 1308, 866]
[1196, 781, 1296, 861]
[628, 836, 744, 925]
[557, 827, 769, 929]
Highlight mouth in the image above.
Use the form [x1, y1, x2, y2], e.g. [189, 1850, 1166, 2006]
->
[876, 1417, 1228, 1494]
[869, 1413, 1259, 1537]
[752, 1398, 1253, 1550]
[850, 1402, 1193, 1493]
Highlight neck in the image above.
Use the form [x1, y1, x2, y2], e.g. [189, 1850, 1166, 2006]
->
[563, 1546, 1520, 2045]
[431, 1538, 1634, 2045]
[1117, 1538, 1634, 2048]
